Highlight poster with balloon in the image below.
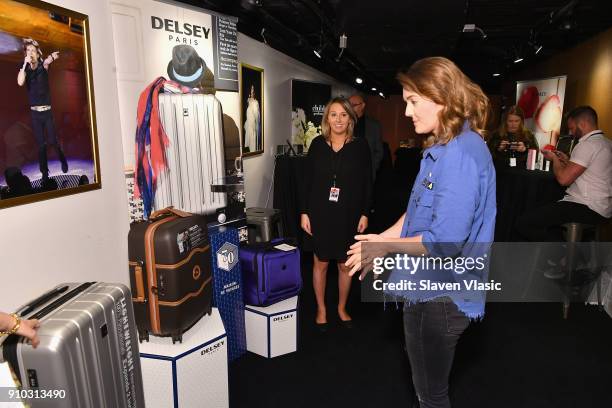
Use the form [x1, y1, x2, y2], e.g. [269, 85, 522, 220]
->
[516, 76, 567, 149]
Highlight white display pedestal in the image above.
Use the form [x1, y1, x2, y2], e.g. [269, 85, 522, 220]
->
[244, 296, 298, 358]
[139, 308, 228, 408]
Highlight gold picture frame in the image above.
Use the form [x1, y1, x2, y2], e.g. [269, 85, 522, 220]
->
[239, 63, 264, 157]
[0, 0, 101, 209]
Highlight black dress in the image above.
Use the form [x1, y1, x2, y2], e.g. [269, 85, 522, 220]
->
[300, 136, 372, 261]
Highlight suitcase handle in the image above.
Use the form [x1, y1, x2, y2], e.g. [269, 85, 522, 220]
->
[16, 285, 70, 316]
[133, 264, 146, 302]
[150, 207, 192, 219]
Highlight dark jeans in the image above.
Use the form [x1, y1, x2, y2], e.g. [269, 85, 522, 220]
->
[516, 200, 606, 242]
[403, 298, 470, 408]
[30, 109, 65, 175]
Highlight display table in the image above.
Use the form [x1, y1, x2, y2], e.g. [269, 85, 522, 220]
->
[139, 308, 228, 408]
[272, 155, 312, 250]
[245, 296, 299, 358]
[495, 166, 566, 241]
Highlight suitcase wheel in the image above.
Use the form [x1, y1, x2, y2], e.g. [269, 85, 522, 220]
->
[172, 332, 183, 344]
[207, 305, 213, 316]
[139, 330, 149, 343]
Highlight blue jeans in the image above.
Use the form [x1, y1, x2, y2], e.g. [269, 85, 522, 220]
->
[403, 298, 470, 408]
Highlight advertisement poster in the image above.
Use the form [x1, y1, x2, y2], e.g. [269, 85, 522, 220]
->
[111, 0, 239, 166]
[516, 75, 567, 148]
[112, 0, 242, 219]
[291, 79, 331, 150]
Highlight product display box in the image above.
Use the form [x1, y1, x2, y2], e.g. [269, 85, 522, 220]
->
[245, 296, 299, 358]
[139, 308, 228, 408]
[208, 217, 248, 361]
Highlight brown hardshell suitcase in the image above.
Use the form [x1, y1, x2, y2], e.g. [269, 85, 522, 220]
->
[128, 207, 213, 343]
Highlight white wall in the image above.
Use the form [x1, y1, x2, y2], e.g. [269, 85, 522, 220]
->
[238, 34, 356, 208]
[0, 2, 355, 310]
[0, 0, 129, 310]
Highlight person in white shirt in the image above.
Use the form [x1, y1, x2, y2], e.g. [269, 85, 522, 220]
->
[517, 106, 611, 276]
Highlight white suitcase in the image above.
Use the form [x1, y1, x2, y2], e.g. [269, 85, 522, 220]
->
[155, 94, 227, 215]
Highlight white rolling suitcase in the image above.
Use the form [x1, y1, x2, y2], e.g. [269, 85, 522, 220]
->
[1, 282, 145, 408]
[155, 94, 227, 215]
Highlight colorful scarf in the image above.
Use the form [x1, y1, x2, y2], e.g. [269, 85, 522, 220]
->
[134, 77, 169, 218]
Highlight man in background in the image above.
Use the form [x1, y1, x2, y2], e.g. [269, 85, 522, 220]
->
[349, 94, 383, 181]
[517, 106, 611, 277]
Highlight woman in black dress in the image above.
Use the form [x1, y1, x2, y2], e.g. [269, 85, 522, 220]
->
[300, 97, 372, 329]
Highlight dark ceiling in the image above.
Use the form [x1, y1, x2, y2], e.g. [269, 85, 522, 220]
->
[180, 0, 612, 95]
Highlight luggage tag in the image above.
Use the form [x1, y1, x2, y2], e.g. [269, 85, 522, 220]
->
[509, 157, 517, 167]
[329, 187, 340, 202]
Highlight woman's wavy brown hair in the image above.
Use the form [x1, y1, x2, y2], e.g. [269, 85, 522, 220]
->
[397, 57, 489, 144]
[321, 97, 357, 142]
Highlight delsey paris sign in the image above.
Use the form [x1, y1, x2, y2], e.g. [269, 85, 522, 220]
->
[150, 16, 211, 45]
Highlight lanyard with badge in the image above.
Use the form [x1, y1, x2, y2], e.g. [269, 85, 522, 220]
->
[328, 138, 347, 202]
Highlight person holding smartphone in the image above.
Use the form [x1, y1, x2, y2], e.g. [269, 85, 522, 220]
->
[488, 105, 537, 168]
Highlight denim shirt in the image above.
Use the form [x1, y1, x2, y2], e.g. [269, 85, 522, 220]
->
[394, 122, 497, 318]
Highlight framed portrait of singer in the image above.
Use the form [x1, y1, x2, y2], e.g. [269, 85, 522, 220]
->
[240, 63, 264, 157]
[0, 0, 101, 209]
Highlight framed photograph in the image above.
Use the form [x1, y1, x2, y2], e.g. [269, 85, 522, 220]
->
[240, 63, 264, 157]
[0, 0, 101, 209]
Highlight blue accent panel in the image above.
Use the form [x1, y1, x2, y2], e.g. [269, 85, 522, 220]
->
[267, 315, 271, 358]
[172, 360, 178, 408]
[244, 307, 268, 317]
[209, 220, 247, 361]
[140, 353, 174, 361]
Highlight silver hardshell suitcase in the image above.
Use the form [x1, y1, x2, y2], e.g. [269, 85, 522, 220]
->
[154, 93, 227, 215]
[1, 282, 145, 407]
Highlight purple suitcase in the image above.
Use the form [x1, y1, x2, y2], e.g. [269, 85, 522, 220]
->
[240, 239, 302, 306]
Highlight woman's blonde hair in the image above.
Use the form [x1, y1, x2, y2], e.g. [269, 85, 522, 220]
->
[499, 105, 530, 139]
[321, 97, 357, 141]
[397, 57, 489, 144]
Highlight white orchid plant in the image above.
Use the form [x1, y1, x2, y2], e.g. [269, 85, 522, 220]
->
[292, 108, 321, 151]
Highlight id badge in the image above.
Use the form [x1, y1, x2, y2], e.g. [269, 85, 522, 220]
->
[329, 187, 340, 202]
[509, 157, 517, 167]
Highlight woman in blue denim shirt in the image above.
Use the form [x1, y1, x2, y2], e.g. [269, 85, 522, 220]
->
[346, 57, 496, 408]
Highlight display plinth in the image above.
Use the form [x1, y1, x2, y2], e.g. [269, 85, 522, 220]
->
[245, 296, 298, 358]
[208, 219, 247, 361]
[139, 308, 228, 408]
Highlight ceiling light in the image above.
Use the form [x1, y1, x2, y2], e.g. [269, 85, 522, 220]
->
[462, 23, 487, 39]
[371, 87, 377, 91]
[379, 92, 385, 98]
[313, 48, 322, 59]
[355, 77, 363, 84]
[535, 44, 543, 54]
[493, 73, 501, 77]
[514, 57, 524, 64]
